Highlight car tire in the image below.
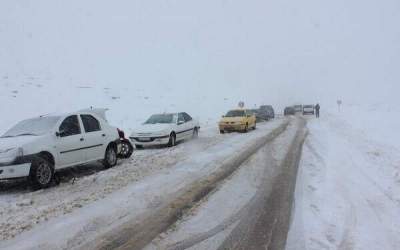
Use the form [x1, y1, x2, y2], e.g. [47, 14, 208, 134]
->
[168, 133, 176, 147]
[220, 130, 225, 134]
[253, 122, 257, 130]
[243, 124, 249, 133]
[118, 140, 133, 159]
[30, 156, 54, 190]
[192, 127, 199, 139]
[103, 144, 118, 169]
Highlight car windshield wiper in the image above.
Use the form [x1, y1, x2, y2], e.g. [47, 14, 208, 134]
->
[15, 133, 38, 137]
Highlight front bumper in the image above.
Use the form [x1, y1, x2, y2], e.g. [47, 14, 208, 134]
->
[0, 163, 31, 179]
[219, 124, 246, 132]
[130, 135, 170, 146]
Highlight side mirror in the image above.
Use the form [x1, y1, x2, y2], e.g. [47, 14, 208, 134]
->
[56, 129, 66, 137]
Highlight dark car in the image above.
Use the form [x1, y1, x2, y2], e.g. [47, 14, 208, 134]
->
[293, 105, 303, 113]
[284, 107, 296, 116]
[249, 109, 269, 122]
[303, 105, 315, 115]
[259, 105, 275, 119]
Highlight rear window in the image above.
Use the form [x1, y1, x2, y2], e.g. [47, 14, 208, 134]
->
[81, 115, 101, 132]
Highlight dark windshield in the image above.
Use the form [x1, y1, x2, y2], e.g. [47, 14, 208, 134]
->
[2, 116, 61, 138]
[145, 114, 175, 124]
[226, 110, 245, 117]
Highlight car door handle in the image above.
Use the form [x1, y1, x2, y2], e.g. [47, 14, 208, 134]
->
[80, 138, 84, 141]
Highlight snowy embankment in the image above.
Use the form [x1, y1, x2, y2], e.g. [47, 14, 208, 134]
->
[0, 119, 288, 250]
[287, 106, 400, 250]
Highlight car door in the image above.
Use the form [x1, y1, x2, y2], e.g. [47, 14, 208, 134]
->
[182, 113, 195, 138]
[80, 114, 107, 162]
[56, 115, 86, 167]
[176, 113, 188, 140]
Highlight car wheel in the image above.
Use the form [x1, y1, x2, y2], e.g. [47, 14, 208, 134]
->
[103, 145, 118, 168]
[192, 127, 199, 139]
[30, 156, 54, 189]
[220, 130, 225, 134]
[253, 122, 257, 130]
[243, 124, 249, 133]
[118, 140, 133, 159]
[168, 133, 176, 147]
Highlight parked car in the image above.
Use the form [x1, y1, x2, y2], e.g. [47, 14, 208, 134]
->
[219, 109, 256, 133]
[293, 105, 303, 113]
[248, 109, 267, 122]
[130, 112, 200, 148]
[284, 107, 296, 116]
[0, 108, 121, 189]
[303, 105, 315, 115]
[259, 105, 275, 119]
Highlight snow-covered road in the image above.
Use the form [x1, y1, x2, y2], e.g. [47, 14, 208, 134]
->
[287, 113, 400, 250]
[0, 118, 290, 250]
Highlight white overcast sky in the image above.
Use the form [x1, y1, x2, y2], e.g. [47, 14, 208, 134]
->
[1, 0, 399, 107]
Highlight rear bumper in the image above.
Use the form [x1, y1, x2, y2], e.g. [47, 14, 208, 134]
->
[0, 163, 31, 179]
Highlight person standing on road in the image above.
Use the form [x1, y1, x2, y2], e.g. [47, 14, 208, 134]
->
[315, 103, 320, 118]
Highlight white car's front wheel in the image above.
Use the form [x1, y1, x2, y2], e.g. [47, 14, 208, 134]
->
[30, 156, 54, 189]
[103, 145, 118, 168]
[168, 133, 176, 147]
[192, 127, 199, 139]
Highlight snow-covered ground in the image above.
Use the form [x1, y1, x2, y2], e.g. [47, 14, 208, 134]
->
[287, 105, 400, 250]
[0, 119, 287, 250]
[144, 118, 302, 250]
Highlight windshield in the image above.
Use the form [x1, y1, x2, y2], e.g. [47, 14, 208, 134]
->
[2, 116, 61, 138]
[145, 114, 176, 124]
[225, 110, 245, 117]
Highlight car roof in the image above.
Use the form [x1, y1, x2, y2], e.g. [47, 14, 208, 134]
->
[38, 108, 108, 119]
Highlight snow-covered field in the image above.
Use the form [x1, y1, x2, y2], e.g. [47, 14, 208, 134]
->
[287, 105, 400, 250]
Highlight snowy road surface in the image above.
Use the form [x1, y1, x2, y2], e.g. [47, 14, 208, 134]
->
[2, 108, 398, 250]
[1, 118, 301, 250]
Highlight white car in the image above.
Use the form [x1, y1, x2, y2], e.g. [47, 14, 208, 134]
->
[130, 112, 200, 148]
[0, 108, 120, 189]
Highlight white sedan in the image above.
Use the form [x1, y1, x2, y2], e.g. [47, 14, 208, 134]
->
[130, 112, 200, 148]
[0, 108, 120, 189]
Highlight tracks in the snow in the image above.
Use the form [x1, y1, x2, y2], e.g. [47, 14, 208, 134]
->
[85, 118, 307, 250]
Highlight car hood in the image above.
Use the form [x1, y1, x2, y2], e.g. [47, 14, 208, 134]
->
[0, 135, 40, 151]
[132, 123, 172, 134]
[220, 117, 246, 123]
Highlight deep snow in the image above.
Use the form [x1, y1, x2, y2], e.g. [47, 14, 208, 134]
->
[286, 105, 400, 250]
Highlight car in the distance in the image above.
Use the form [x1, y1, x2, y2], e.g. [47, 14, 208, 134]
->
[259, 105, 275, 119]
[293, 105, 303, 113]
[219, 109, 256, 133]
[303, 105, 315, 115]
[0, 108, 120, 189]
[284, 107, 296, 116]
[129, 112, 200, 148]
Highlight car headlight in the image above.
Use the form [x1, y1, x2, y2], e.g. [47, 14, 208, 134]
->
[0, 147, 23, 165]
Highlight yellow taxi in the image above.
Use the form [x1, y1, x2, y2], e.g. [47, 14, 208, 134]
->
[219, 109, 257, 134]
